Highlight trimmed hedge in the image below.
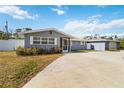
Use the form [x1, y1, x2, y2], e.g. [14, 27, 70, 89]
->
[16, 47, 44, 56]
[16, 46, 62, 56]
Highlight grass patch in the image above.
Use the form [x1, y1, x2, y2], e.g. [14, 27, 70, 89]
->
[0, 51, 62, 88]
[71, 50, 96, 53]
[107, 49, 120, 52]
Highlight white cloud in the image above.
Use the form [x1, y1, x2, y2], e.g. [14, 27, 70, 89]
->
[51, 5, 68, 15]
[52, 8, 65, 15]
[63, 15, 124, 32]
[97, 5, 108, 8]
[56, 5, 62, 8]
[0, 5, 38, 20]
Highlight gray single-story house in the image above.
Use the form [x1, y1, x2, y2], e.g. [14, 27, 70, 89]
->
[24, 28, 120, 52]
[86, 39, 120, 51]
[24, 28, 74, 52]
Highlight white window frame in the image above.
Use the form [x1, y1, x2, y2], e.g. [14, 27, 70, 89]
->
[33, 36, 40, 45]
[48, 38, 55, 45]
[41, 37, 48, 45]
[32, 36, 57, 45]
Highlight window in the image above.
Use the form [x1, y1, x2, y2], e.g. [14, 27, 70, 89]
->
[41, 37, 47, 44]
[49, 38, 55, 44]
[33, 36, 40, 44]
[33, 37, 40, 40]
[33, 36, 56, 45]
[33, 41, 40, 44]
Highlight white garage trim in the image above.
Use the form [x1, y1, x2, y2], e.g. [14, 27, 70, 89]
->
[87, 42, 105, 51]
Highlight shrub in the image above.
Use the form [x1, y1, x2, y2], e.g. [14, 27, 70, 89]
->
[25, 48, 33, 55]
[51, 47, 62, 53]
[36, 48, 45, 54]
[16, 47, 62, 56]
[31, 48, 38, 55]
[16, 46, 25, 56]
[24, 48, 38, 55]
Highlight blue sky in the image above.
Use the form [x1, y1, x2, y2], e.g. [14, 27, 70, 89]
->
[0, 5, 124, 37]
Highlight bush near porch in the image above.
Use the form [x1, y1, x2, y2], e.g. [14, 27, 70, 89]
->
[0, 51, 62, 87]
[16, 46, 62, 56]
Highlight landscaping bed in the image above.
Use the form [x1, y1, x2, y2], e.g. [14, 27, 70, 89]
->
[0, 51, 61, 88]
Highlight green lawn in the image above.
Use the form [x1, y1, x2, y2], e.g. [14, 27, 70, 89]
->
[71, 50, 96, 53]
[0, 51, 61, 88]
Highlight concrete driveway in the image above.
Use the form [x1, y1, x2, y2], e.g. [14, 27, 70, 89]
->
[24, 51, 124, 88]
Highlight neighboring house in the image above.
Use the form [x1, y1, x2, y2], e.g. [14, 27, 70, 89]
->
[23, 28, 120, 52]
[86, 39, 120, 51]
[24, 28, 74, 52]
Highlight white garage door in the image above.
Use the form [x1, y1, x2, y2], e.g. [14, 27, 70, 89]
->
[93, 43, 105, 51]
[87, 43, 105, 51]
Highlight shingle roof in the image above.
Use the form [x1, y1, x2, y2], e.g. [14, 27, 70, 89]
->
[71, 38, 86, 41]
[23, 28, 75, 38]
[71, 38, 120, 42]
[86, 39, 120, 42]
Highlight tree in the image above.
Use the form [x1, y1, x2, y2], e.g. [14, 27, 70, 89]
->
[0, 31, 3, 39]
[107, 36, 113, 40]
[119, 38, 124, 49]
[23, 28, 32, 31]
[16, 28, 22, 33]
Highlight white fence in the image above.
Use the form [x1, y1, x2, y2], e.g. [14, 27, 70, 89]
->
[0, 39, 24, 51]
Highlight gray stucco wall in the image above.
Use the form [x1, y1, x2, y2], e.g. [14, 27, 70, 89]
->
[24, 30, 70, 51]
[105, 42, 109, 50]
[71, 41, 86, 50]
[108, 42, 117, 49]
[117, 42, 120, 49]
[107, 41, 120, 50]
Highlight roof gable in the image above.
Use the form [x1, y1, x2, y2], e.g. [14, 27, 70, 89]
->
[24, 28, 75, 38]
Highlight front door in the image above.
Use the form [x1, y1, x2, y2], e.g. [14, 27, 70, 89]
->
[62, 38, 68, 52]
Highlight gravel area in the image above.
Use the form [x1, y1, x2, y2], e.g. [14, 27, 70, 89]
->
[24, 50, 124, 88]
